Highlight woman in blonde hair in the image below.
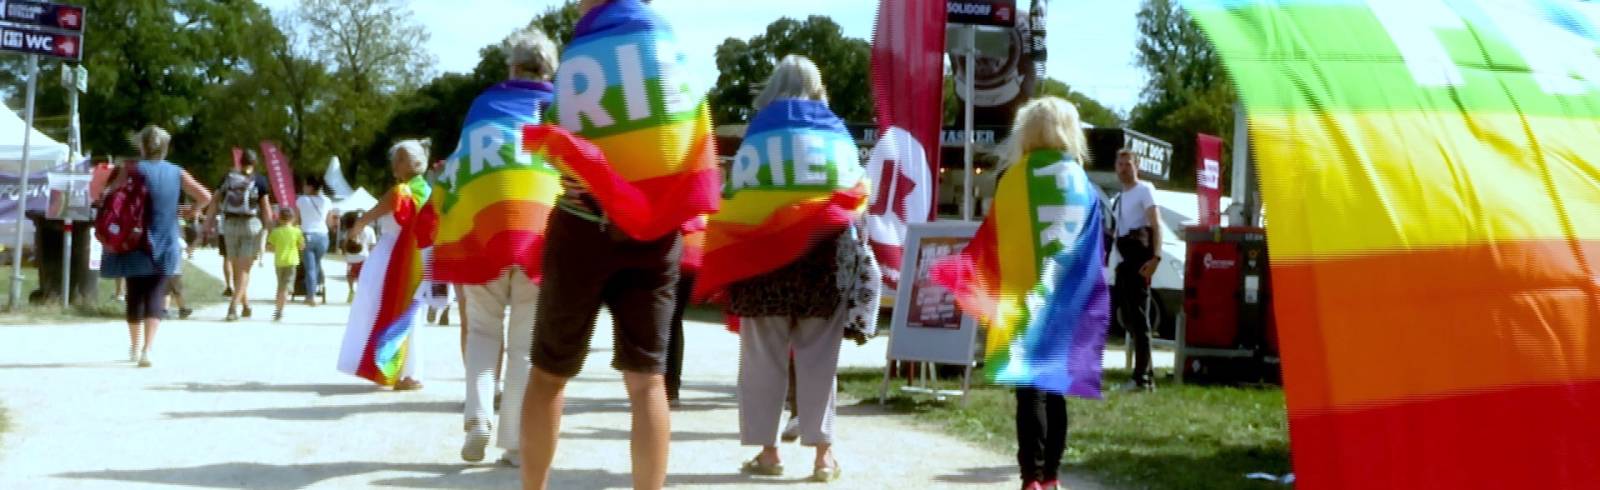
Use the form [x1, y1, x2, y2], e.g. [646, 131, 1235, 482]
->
[98, 125, 213, 368]
[336, 139, 437, 391]
[933, 96, 1110, 490]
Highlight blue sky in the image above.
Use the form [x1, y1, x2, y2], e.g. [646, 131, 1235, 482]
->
[260, 0, 1148, 113]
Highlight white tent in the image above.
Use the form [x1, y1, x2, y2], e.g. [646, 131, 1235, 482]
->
[333, 187, 378, 214]
[324, 156, 354, 199]
[0, 106, 69, 175]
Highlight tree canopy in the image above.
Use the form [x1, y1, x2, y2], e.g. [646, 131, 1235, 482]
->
[707, 16, 873, 125]
[1128, 0, 1237, 191]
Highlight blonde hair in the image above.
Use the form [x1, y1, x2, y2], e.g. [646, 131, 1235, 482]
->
[998, 96, 1089, 166]
[389, 139, 429, 176]
[130, 125, 172, 160]
[504, 27, 558, 81]
[754, 55, 828, 109]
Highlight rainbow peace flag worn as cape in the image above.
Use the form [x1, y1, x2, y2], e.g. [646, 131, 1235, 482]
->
[930, 150, 1109, 397]
[356, 177, 437, 386]
[432, 81, 560, 285]
[1182, 1, 1600, 487]
[525, 0, 719, 242]
[692, 99, 869, 302]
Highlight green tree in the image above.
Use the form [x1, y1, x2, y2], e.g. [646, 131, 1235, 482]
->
[941, 77, 1124, 128]
[707, 16, 873, 125]
[1129, 0, 1237, 190]
[297, 0, 434, 187]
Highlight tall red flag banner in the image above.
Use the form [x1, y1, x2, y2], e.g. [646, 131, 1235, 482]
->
[259, 141, 297, 208]
[866, 0, 945, 291]
[1195, 134, 1223, 226]
[231, 147, 243, 172]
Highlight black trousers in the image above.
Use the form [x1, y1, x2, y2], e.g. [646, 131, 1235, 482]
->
[666, 272, 695, 400]
[1016, 387, 1068, 483]
[1114, 232, 1155, 385]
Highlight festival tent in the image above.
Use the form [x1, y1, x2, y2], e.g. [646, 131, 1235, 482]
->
[0, 106, 69, 175]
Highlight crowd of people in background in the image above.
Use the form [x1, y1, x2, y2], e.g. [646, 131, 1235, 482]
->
[90, 1, 1112, 489]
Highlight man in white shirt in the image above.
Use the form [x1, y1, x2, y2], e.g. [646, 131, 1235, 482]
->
[1113, 148, 1162, 391]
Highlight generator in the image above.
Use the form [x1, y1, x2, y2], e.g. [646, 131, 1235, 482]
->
[1179, 226, 1278, 383]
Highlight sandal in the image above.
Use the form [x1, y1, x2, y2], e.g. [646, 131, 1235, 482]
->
[393, 378, 424, 391]
[740, 456, 783, 476]
[811, 462, 842, 482]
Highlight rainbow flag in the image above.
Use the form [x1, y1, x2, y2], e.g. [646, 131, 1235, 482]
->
[930, 150, 1109, 397]
[692, 99, 869, 302]
[354, 177, 436, 386]
[431, 81, 561, 284]
[1182, 1, 1600, 487]
[527, 0, 720, 242]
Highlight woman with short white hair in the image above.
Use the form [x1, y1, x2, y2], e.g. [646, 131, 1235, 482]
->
[337, 139, 436, 391]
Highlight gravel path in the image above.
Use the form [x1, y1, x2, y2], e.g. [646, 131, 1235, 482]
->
[0, 252, 1111, 489]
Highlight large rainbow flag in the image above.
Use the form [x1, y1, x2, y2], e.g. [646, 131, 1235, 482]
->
[347, 177, 437, 386]
[431, 81, 560, 284]
[525, 0, 720, 242]
[1182, 1, 1600, 487]
[930, 150, 1110, 397]
[692, 99, 869, 302]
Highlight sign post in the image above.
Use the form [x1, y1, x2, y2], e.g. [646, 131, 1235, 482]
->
[3, 0, 88, 309]
[947, 0, 1017, 222]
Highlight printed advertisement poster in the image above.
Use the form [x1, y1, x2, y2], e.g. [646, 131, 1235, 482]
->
[907, 236, 974, 329]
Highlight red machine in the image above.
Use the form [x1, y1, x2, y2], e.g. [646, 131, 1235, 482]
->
[1179, 226, 1277, 379]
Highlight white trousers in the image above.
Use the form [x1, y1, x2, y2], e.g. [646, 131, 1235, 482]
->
[462, 267, 539, 450]
[738, 313, 844, 447]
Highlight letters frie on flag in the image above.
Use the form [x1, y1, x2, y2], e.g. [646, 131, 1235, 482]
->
[1181, 0, 1600, 487]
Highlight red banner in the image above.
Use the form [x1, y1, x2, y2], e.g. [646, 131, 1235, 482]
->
[231, 147, 243, 171]
[1195, 134, 1224, 227]
[259, 141, 296, 211]
[866, 0, 946, 291]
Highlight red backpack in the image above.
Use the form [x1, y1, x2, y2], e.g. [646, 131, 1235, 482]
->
[95, 167, 151, 254]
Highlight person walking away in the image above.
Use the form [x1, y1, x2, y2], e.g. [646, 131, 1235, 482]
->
[297, 177, 335, 306]
[665, 216, 706, 407]
[930, 97, 1113, 490]
[342, 211, 376, 303]
[337, 140, 436, 391]
[692, 56, 876, 483]
[165, 231, 193, 320]
[1112, 148, 1161, 391]
[207, 150, 273, 321]
[518, 0, 722, 487]
[98, 126, 213, 367]
[431, 26, 562, 466]
[267, 206, 305, 322]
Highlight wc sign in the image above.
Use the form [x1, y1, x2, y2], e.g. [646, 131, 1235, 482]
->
[0, 0, 85, 61]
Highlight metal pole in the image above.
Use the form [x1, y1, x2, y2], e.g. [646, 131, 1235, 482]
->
[62, 219, 71, 305]
[8, 55, 40, 311]
[961, 26, 977, 222]
[62, 66, 82, 306]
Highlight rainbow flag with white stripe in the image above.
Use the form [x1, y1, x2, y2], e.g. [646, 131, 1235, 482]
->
[431, 81, 560, 284]
[693, 99, 869, 302]
[931, 150, 1110, 397]
[1183, 0, 1600, 486]
[526, 0, 720, 241]
[355, 177, 436, 386]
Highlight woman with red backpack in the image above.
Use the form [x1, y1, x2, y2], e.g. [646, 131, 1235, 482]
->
[97, 126, 213, 368]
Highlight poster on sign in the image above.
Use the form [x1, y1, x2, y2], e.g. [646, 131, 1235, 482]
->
[1196, 133, 1223, 226]
[887, 221, 981, 365]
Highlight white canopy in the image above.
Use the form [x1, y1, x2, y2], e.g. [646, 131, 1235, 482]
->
[334, 187, 378, 213]
[324, 156, 354, 199]
[0, 106, 68, 175]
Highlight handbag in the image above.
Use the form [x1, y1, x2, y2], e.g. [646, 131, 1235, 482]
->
[835, 221, 882, 345]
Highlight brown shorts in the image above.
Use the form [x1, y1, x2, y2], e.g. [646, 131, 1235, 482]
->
[531, 209, 682, 377]
[277, 266, 296, 293]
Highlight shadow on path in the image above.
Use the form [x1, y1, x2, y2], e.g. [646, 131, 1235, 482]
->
[0, 361, 126, 370]
[149, 382, 376, 397]
[934, 464, 1016, 485]
[56, 462, 468, 490]
[563, 425, 739, 443]
[165, 401, 459, 421]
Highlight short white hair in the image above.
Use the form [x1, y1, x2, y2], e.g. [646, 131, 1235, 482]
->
[389, 139, 429, 176]
[130, 125, 172, 160]
[754, 55, 828, 109]
[503, 27, 558, 81]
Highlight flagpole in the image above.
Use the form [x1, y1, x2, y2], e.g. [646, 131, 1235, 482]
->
[9, 55, 40, 311]
[961, 26, 977, 222]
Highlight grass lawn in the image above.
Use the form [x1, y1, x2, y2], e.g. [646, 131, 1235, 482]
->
[839, 367, 1292, 490]
[0, 260, 225, 323]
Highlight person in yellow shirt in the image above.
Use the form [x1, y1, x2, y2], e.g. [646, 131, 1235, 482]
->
[266, 206, 305, 322]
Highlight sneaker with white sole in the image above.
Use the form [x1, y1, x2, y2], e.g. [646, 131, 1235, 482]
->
[498, 449, 521, 467]
[129, 343, 142, 363]
[137, 352, 152, 368]
[781, 415, 802, 442]
[461, 421, 491, 462]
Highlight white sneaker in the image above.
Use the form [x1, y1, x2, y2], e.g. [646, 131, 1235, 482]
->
[461, 421, 491, 462]
[497, 449, 521, 467]
[137, 352, 152, 368]
[781, 415, 802, 443]
[129, 344, 141, 363]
